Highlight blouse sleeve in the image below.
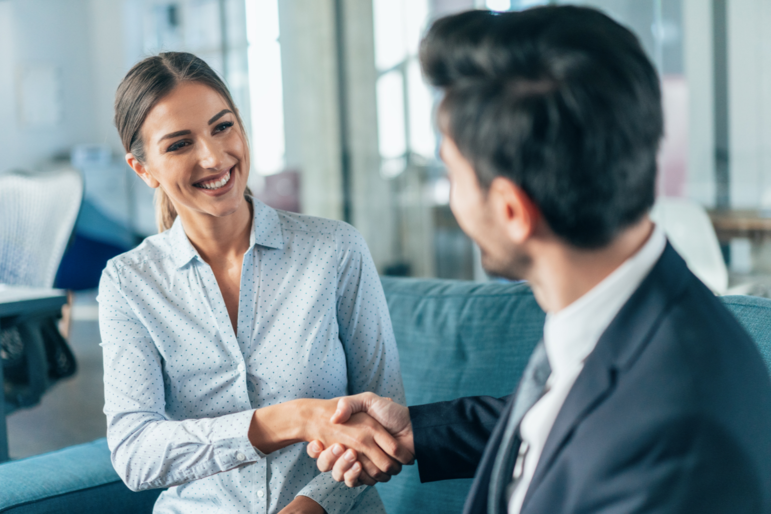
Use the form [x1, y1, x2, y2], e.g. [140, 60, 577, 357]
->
[98, 262, 262, 492]
[296, 223, 406, 514]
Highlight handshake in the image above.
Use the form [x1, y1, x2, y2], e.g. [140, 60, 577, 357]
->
[305, 393, 414, 488]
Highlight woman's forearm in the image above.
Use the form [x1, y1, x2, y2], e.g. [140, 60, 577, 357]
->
[249, 399, 333, 454]
[109, 410, 260, 491]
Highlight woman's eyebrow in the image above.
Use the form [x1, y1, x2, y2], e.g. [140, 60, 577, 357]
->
[208, 109, 232, 125]
[156, 110, 233, 144]
[158, 130, 191, 143]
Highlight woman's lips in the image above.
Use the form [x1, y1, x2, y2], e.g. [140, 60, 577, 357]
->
[194, 168, 232, 190]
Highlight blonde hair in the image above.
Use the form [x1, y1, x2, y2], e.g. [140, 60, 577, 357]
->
[115, 52, 251, 232]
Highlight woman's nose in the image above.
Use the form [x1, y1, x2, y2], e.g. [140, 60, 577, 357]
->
[197, 139, 224, 169]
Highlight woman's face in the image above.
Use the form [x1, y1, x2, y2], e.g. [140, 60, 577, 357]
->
[128, 82, 250, 221]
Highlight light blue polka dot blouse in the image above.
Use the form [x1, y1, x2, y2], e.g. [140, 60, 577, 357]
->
[97, 199, 405, 514]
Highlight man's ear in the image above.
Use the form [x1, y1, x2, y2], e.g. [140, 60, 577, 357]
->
[489, 176, 540, 244]
[126, 153, 160, 188]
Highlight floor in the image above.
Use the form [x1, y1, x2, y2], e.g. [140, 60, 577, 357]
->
[6, 291, 106, 460]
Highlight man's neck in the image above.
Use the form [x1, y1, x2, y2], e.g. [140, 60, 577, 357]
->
[527, 217, 655, 313]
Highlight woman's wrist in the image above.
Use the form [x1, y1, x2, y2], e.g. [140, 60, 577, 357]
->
[249, 399, 304, 453]
[248, 399, 335, 454]
[295, 398, 336, 443]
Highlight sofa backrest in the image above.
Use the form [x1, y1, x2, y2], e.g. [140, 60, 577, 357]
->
[376, 278, 545, 514]
[376, 278, 771, 514]
[721, 295, 771, 366]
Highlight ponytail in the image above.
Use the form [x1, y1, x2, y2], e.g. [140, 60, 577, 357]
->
[154, 189, 178, 233]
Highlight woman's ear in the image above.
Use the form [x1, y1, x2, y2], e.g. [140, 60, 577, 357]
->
[126, 153, 160, 188]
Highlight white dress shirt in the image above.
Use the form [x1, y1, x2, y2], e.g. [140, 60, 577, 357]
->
[98, 199, 405, 514]
[509, 224, 666, 514]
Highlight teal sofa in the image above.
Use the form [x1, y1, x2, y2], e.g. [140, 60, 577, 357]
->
[1, 278, 770, 513]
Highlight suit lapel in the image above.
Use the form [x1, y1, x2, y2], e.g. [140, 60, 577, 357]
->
[520, 243, 692, 512]
[463, 395, 516, 514]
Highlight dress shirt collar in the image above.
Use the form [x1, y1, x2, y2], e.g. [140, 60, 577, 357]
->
[168, 197, 285, 269]
[543, 224, 667, 379]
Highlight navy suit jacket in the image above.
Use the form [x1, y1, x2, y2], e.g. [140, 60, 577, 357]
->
[409, 243, 771, 513]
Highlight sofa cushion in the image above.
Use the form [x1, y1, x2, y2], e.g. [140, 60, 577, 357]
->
[721, 295, 771, 369]
[376, 278, 545, 514]
[0, 438, 160, 513]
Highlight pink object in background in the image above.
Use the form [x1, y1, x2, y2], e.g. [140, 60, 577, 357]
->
[255, 170, 301, 213]
[657, 75, 689, 198]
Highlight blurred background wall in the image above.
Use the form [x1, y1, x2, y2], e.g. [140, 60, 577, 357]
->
[2, 0, 771, 288]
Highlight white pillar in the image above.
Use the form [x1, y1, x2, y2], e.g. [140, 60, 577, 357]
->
[278, 0, 398, 270]
[727, 0, 771, 208]
[340, 0, 396, 270]
[278, 0, 343, 222]
[682, 0, 715, 207]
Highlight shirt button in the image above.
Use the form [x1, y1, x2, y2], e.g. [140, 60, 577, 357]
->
[237, 363, 245, 373]
[236, 452, 246, 461]
[258, 490, 265, 498]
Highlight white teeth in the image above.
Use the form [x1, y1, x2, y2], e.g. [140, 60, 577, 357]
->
[198, 170, 231, 190]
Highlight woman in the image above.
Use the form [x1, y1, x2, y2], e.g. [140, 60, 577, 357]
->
[98, 52, 408, 514]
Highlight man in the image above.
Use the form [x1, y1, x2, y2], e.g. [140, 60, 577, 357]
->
[308, 5, 771, 514]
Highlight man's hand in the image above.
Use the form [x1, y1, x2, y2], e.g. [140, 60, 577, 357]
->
[300, 399, 412, 481]
[277, 495, 325, 514]
[306, 393, 414, 487]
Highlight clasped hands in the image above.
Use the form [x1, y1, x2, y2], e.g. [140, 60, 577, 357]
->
[249, 393, 413, 512]
[306, 392, 414, 488]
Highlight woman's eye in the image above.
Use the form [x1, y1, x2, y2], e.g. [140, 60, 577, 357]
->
[214, 121, 234, 133]
[167, 140, 190, 152]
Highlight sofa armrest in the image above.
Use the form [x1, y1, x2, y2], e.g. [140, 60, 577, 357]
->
[0, 438, 162, 513]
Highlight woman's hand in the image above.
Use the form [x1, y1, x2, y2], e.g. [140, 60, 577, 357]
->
[278, 495, 326, 514]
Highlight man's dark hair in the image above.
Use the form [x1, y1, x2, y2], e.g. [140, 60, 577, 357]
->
[421, 6, 663, 249]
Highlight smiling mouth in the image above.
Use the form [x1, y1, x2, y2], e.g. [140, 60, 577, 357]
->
[194, 168, 232, 190]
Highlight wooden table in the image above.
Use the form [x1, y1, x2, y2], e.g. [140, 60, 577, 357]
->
[708, 209, 771, 243]
[0, 286, 67, 462]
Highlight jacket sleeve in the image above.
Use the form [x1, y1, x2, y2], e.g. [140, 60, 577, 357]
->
[295, 222, 406, 514]
[98, 263, 263, 492]
[410, 395, 509, 483]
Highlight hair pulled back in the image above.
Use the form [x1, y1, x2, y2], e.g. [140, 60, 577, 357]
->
[115, 52, 251, 232]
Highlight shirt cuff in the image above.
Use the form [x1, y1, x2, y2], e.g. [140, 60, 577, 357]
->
[211, 409, 263, 470]
[296, 470, 366, 514]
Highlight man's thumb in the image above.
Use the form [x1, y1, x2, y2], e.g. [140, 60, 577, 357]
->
[330, 393, 375, 424]
[330, 398, 354, 424]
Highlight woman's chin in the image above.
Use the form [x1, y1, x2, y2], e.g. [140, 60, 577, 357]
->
[208, 191, 250, 219]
